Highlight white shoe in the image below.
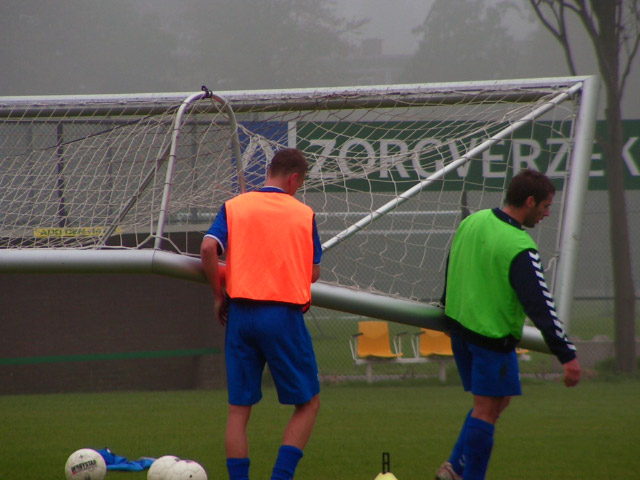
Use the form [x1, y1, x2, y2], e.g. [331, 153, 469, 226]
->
[435, 461, 462, 480]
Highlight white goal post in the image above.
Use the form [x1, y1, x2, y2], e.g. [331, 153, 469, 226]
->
[0, 77, 599, 352]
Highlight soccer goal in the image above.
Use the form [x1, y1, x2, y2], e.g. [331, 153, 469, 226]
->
[0, 77, 599, 352]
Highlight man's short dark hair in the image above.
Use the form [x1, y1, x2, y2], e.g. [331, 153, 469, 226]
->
[505, 169, 555, 207]
[268, 148, 308, 177]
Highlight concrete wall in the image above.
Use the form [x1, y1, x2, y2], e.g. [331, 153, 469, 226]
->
[0, 273, 225, 395]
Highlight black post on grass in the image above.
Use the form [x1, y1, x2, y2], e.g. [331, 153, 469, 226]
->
[382, 452, 390, 474]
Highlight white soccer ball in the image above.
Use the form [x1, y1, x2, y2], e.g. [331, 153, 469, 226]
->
[64, 448, 107, 480]
[148, 455, 180, 480]
[166, 459, 208, 480]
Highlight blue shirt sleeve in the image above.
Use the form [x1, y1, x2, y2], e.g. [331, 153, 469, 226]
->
[312, 215, 322, 265]
[204, 204, 228, 255]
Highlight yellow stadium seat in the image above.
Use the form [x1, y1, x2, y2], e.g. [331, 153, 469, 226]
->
[415, 328, 453, 357]
[516, 347, 531, 361]
[349, 321, 405, 382]
[410, 328, 454, 382]
[353, 321, 404, 359]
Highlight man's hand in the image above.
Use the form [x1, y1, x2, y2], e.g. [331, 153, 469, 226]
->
[562, 357, 581, 387]
[215, 295, 229, 326]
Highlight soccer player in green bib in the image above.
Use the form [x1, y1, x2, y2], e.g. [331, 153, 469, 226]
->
[435, 169, 581, 480]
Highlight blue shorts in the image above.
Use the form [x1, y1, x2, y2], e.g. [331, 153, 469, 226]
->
[225, 301, 320, 406]
[451, 334, 522, 397]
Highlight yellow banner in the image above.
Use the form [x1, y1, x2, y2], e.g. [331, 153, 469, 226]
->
[33, 226, 122, 238]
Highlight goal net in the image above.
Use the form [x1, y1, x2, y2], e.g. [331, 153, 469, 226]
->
[0, 78, 598, 345]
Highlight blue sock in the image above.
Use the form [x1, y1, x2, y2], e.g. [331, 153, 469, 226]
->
[270, 445, 303, 480]
[448, 409, 473, 475]
[227, 457, 250, 480]
[463, 417, 494, 480]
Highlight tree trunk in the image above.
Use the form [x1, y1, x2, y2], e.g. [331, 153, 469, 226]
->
[593, 0, 637, 373]
[605, 98, 637, 373]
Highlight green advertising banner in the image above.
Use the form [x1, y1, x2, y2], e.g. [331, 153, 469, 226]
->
[294, 120, 640, 191]
[589, 120, 640, 190]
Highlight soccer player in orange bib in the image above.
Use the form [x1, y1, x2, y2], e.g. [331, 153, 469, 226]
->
[201, 148, 322, 480]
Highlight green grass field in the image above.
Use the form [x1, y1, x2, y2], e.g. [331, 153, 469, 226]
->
[1, 379, 639, 479]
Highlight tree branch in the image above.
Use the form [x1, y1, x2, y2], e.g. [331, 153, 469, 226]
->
[528, 0, 578, 74]
[619, 1, 640, 93]
[529, 0, 561, 36]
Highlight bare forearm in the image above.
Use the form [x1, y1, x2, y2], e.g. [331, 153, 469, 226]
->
[201, 237, 222, 299]
[311, 265, 320, 283]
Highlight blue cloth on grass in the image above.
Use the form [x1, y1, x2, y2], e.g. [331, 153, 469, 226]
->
[97, 448, 155, 471]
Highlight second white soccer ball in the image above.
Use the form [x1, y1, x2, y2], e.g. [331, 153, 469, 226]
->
[148, 455, 180, 480]
[167, 460, 208, 480]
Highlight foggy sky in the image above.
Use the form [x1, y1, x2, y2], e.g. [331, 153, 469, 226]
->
[1, 0, 638, 117]
[338, 0, 429, 55]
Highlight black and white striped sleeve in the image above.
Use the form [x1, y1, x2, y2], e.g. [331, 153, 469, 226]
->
[510, 249, 577, 364]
